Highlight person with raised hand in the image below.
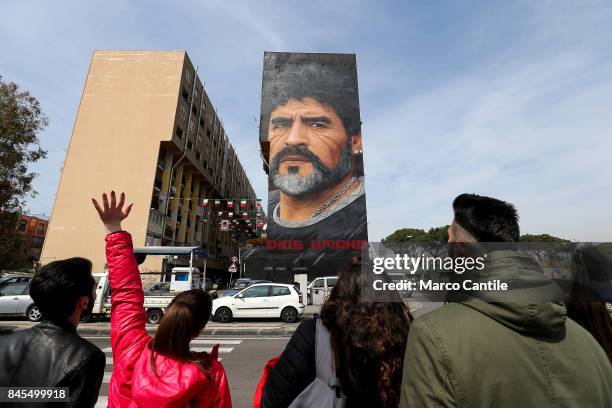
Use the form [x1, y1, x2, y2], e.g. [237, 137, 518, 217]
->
[93, 191, 231, 408]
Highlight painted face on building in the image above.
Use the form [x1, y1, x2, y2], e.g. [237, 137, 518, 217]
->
[268, 97, 360, 198]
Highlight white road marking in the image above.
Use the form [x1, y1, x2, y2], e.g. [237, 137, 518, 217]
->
[191, 347, 234, 353]
[190, 339, 242, 345]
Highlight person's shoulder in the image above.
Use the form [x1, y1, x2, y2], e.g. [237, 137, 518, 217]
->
[294, 318, 317, 339]
[0, 327, 37, 351]
[417, 303, 472, 326]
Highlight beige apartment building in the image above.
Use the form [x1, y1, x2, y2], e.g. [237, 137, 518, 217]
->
[41, 50, 259, 278]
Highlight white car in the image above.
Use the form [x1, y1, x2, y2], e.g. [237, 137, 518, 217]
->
[0, 276, 41, 322]
[212, 283, 304, 323]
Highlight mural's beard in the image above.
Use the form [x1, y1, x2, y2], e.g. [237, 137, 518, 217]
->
[270, 143, 353, 198]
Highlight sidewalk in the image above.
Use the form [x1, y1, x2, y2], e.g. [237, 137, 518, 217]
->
[0, 305, 322, 337]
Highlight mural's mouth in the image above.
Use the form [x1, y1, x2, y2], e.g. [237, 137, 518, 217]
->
[281, 155, 310, 165]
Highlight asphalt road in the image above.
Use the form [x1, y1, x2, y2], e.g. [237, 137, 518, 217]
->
[86, 335, 289, 408]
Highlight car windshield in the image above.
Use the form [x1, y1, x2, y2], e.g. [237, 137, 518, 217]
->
[233, 281, 251, 290]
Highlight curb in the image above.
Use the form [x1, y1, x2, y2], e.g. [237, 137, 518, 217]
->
[70, 327, 299, 336]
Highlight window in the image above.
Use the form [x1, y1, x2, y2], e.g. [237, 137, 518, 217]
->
[0, 282, 28, 296]
[242, 285, 270, 298]
[37, 224, 46, 235]
[17, 220, 27, 232]
[185, 70, 192, 84]
[312, 279, 324, 288]
[180, 106, 187, 121]
[327, 277, 338, 287]
[176, 126, 184, 139]
[271, 286, 290, 296]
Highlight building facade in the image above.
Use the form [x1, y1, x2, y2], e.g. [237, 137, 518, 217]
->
[16, 215, 49, 262]
[41, 51, 258, 278]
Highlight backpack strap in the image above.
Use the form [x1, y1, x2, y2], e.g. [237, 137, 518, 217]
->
[314, 318, 347, 405]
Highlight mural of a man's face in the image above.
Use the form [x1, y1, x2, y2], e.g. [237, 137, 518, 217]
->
[268, 97, 359, 198]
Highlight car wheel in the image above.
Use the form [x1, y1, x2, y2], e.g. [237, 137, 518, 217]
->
[147, 309, 163, 324]
[26, 305, 42, 322]
[215, 307, 233, 323]
[281, 306, 298, 323]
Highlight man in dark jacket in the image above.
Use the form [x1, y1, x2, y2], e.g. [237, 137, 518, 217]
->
[0, 258, 105, 407]
[400, 194, 612, 408]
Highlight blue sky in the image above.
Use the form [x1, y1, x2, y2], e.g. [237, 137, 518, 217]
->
[1, 0, 611, 241]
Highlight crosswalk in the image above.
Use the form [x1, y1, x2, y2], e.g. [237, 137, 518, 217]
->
[88, 336, 243, 408]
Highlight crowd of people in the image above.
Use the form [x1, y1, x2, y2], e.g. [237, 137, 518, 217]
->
[1, 190, 611, 407]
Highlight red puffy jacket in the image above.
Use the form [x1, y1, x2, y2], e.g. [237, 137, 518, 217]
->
[105, 231, 232, 408]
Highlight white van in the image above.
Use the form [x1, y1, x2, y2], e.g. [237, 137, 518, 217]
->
[307, 276, 338, 305]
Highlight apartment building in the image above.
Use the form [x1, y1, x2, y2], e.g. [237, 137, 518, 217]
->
[16, 215, 49, 262]
[41, 51, 259, 277]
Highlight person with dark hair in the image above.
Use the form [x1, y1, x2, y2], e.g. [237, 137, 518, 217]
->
[400, 194, 612, 408]
[262, 56, 367, 242]
[566, 244, 612, 364]
[261, 259, 412, 407]
[92, 191, 231, 407]
[0, 258, 105, 407]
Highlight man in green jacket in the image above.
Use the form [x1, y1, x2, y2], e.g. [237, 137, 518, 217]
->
[400, 194, 612, 408]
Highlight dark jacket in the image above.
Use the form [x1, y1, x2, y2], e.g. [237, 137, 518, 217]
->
[0, 319, 105, 407]
[262, 318, 383, 408]
[262, 318, 316, 408]
[400, 250, 612, 408]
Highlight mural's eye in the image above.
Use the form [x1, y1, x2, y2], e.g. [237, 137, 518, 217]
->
[272, 120, 291, 129]
[311, 122, 327, 129]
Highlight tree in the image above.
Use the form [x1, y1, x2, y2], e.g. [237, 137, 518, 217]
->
[0, 76, 48, 269]
[382, 226, 450, 258]
[519, 234, 570, 243]
[520, 234, 573, 262]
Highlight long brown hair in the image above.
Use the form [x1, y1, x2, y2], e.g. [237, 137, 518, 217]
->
[320, 258, 412, 407]
[149, 289, 213, 378]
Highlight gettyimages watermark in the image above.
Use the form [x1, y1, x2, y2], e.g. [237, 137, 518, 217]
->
[359, 241, 612, 303]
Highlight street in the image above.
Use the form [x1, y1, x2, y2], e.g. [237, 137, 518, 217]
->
[86, 334, 290, 408]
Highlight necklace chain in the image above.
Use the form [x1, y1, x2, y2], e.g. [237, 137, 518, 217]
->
[308, 176, 358, 219]
[276, 177, 359, 221]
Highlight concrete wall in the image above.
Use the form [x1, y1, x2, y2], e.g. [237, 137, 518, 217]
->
[41, 51, 184, 272]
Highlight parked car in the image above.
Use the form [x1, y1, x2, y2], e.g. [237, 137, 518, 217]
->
[307, 276, 338, 305]
[221, 279, 271, 297]
[212, 283, 304, 323]
[0, 277, 41, 322]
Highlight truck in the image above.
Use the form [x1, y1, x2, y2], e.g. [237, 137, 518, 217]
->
[88, 246, 208, 324]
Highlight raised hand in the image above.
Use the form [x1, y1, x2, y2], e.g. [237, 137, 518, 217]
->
[92, 191, 133, 234]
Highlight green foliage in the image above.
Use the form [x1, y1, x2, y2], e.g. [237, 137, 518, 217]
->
[0, 76, 48, 269]
[383, 226, 450, 257]
[520, 234, 571, 243]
